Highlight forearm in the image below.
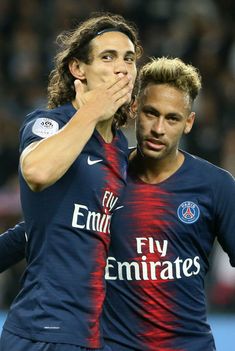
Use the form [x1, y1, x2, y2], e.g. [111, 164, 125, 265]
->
[21, 104, 99, 191]
[0, 222, 26, 273]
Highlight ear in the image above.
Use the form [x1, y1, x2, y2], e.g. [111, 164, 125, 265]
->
[131, 98, 138, 113]
[129, 98, 138, 119]
[184, 112, 195, 134]
[69, 59, 86, 81]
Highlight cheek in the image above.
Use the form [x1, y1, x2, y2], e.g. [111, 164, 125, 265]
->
[131, 66, 137, 83]
[86, 65, 110, 87]
[136, 118, 148, 138]
[169, 127, 185, 143]
[86, 74, 104, 90]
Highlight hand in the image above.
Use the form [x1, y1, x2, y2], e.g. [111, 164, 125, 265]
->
[74, 74, 133, 122]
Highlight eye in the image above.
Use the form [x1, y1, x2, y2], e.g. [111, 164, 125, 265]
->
[102, 54, 113, 61]
[145, 111, 155, 117]
[142, 106, 158, 118]
[125, 56, 136, 63]
[167, 114, 179, 123]
[143, 110, 157, 119]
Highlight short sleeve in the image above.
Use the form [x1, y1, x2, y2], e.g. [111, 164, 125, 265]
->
[19, 110, 61, 153]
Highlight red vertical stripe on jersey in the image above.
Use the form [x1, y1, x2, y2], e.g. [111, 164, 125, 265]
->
[88, 139, 126, 347]
[125, 182, 185, 351]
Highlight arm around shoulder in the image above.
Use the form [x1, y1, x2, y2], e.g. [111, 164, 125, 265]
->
[215, 171, 235, 267]
[0, 222, 26, 273]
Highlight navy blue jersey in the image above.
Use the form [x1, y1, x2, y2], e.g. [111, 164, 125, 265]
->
[0, 222, 26, 273]
[103, 150, 235, 351]
[3, 103, 128, 348]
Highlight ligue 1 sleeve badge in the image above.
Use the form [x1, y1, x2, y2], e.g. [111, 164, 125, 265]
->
[32, 118, 59, 138]
[177, 201, 200, 224]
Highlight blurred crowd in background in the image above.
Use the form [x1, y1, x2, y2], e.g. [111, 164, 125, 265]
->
[0, 0, 235, 313]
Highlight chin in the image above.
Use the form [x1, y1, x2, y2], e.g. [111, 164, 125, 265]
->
[143, 149, 163, 160]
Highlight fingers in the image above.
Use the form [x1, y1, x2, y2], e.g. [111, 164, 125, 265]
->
[107, 74, 133, 103]
[107, 73, 131, 91]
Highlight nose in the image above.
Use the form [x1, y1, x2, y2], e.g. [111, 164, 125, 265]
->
[114, 58, 128, 75]
[152, 117, 165, 135]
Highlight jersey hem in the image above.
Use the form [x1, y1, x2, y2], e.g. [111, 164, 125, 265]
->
[3, 323, 103, 349]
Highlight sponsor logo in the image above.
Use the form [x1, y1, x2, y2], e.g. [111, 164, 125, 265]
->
[105, 237, 201, 281]
[87, 156, 103, 165]
[32, 118, 59, 138]
[177, 201, 200, 224]
[72, 191, 118, 234]
[105, 255, 201, 281]
[114, 205, 124, 211]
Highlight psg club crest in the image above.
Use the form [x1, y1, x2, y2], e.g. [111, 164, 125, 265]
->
[177, 201, 200, 224]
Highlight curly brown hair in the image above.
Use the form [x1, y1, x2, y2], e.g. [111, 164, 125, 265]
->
[47, 12, 143, 128]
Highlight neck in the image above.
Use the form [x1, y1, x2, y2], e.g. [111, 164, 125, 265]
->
[130, 149, 184, 184]
[96, 119, 114, 143]
[72, 99, 114, 143]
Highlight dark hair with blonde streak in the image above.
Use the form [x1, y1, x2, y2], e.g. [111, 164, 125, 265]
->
[47, 12, 143, 128]
[138, 57, 202, 107]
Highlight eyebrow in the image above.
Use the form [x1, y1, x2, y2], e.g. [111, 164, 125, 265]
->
[98, 49, 136, 56]
[142, 105, 158, 114]
[143, 105, 184, 119]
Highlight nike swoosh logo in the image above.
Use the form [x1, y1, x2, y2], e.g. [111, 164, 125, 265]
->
[114, 206, 124, 211]
[87, 156, 103, 165]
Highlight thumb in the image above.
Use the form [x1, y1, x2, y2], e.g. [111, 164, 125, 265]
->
[74, 79, 85, 97]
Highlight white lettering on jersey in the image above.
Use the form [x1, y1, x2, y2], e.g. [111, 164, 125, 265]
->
[136, 237, 168, 257]
[32, 118, 59, 138]
[102, 191, 118, 211]
[72, 204, 112, 234]
[71, 192, 119, 234]
[105, 236, 201, 281]
[105, 255, 201, 281]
